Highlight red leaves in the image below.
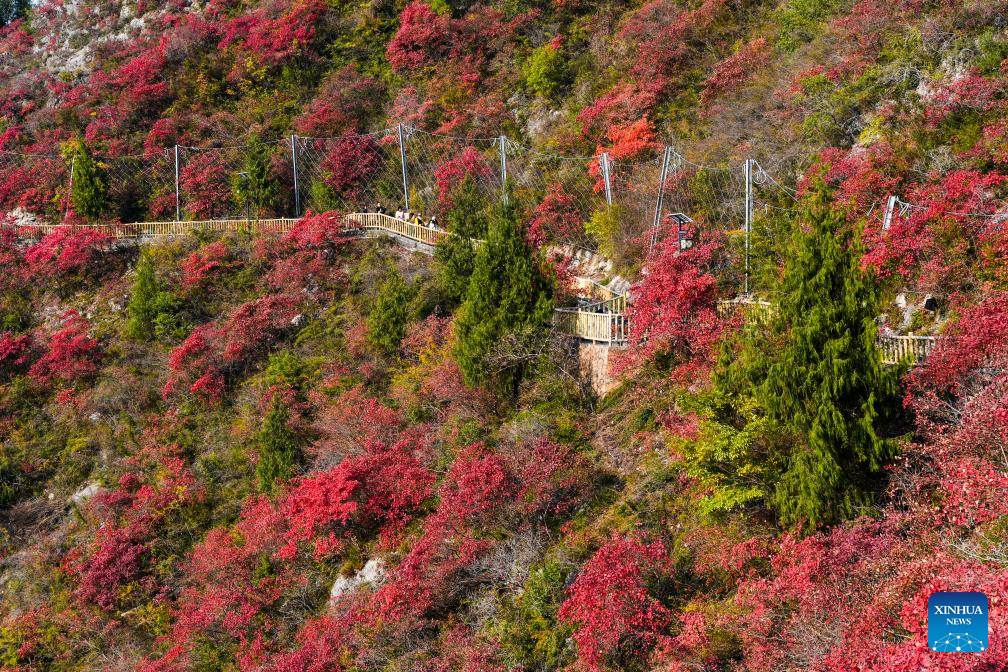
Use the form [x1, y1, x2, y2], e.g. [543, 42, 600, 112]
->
[0, 331, 31, 377]
[218, 0, 326, 70]
[700, 38, 770, 108]
[386, 2, 454, 73]
[558, 535, 672, 672]
[28, 311, 99, 385]
[621, 239, 724, 381]
[279, 467, 359, 560]
[23, 227, 110, 282]
[527, 183, 584, 247]
[433, 146, 494, 208]
[319, 134, 385, 202]
[164, 294, 301, 400]
[181, 240, 232, 289]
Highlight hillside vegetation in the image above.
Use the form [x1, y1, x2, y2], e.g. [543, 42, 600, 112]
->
[2, 0, 1008, 671]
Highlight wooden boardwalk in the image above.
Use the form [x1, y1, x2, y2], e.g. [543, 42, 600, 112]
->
[7, 216, 934, 365]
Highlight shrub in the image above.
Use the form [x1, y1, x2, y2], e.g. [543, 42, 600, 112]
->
[28, 311, 99, 385]
[558, 536, 672, 672]
[523, 43, 570, 99]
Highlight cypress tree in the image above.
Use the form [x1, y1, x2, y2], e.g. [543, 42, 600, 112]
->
[125, 250, 159, 341]
[232, 138, 277, 219]
[454, 197, 553, 393]
[434, 177, 489, 305]
[256, 399, 301, 496]
[68, 137, 108, 223]
[722, 190, 900, 530]
[367, 269, 414, 354]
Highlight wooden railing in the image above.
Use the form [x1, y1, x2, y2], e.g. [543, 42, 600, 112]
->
[9, 213, 483, 249]
[345, 212, 449, 247]
[717, 297, 938, 367]
[878, 333, 937, 366]
[553, 307, 628, 345]
[716, 297, 777, 325]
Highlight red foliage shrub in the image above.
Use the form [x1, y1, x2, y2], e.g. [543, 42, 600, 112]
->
[311, 385, 403, 463]
[28, 311, 99, 385]
[219, 0, 326, 70]
[386, 2, 455, 73]
[527, 183, 584, 247]
[180, 240, 232, 289]
[0, 331, 32, 377]
[318, 134, 385, 203]
[279, 467, 359, 560]
[164, 294, 301, 400]
[166, 496, 293, 662]
[558, 535, 672, 672]
[700, 38, 770, 107]
[434, 146, 494, 208]
[589, 118, 660, 193]
[620, 239, 725, 380]
[23, 227, 110, 282]
[69, 452, 199, 611]
[861, 170, 1006, 288]
[295, 66, 384, 137]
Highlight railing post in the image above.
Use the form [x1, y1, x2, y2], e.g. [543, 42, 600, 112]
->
[882, 194, 897, 231]
[290, 134, 301, 217]
[650, 146, 673, 252]
[498, 134, 508, 205]
[65, 155, 76, 219]
[398, 124, 410, 212]
[600, 152, 613, 207]
[174, 144, 181, 221]
[743, 158, 754, 295]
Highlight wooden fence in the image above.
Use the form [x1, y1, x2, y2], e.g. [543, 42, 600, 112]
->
[553, 306, 628, 345]
[878, 333, 937, 366]
[8, 213, 483, 250]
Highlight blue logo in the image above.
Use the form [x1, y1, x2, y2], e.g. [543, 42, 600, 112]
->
[928, 592, 988, 652]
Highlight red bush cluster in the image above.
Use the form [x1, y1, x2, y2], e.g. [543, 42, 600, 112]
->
[558, 535, 672, 672]
[164, 294, 301, 400]
[28, 311, 100, 385]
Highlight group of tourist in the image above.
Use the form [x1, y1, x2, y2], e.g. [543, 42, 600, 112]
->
[371, 203, 438, 230]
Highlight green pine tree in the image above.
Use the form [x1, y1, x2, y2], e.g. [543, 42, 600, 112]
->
[67, 137, 108, 223]
[718, 190, 900, 531]
[256, 399, 301, 496]
[367, 269, 414, 355]
[454, 197, 553, 393]
[125, 251, 159, 341]
[447, 176, 489, 239]
[433, 177, 488, 306]
[232, 138, 277, 219]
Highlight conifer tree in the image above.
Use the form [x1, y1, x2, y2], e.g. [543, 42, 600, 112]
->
[256, 398, 301, 496]
[454, 196, 553, 393]
[67, 137, 108, 223]
[125, 251, 159, 341]
[434, 178, 488, 305]
[718, 190, 900, 530]
[232, 138, 278, 219]
[367, 269, 413, 354]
